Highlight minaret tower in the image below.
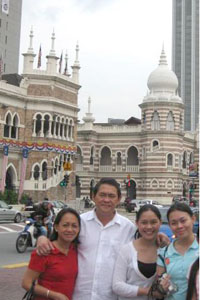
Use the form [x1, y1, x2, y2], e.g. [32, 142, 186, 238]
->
[46, 30, 59, 74]
[82, 97, 95, 130]
[71, 42, 81, 84]
[22, 27, 36, 74]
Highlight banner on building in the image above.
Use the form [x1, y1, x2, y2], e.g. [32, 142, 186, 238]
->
[2, 0, 9, 14]
[18, 148, 29, 202]
[0, 145, 9, 193]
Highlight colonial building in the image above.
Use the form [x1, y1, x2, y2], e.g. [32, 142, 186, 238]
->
[0, 29, 81, 202]
[77, 49, 199, 204]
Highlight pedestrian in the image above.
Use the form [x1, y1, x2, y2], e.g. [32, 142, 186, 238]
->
[155, 202, 199, 300]
[36, 177, 169, 300]
[112, 204, 162, 299]
[26, 197, 33, 207]
[22, 207, 80, 300]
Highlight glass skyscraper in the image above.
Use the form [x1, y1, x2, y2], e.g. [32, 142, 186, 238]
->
[0, 0, 22, 74]
[172, 0, 199, 131]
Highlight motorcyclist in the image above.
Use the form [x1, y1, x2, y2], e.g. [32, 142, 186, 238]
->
[30, 201, 51, 237]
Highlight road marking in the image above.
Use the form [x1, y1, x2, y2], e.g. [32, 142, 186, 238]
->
[2, 262, 28, 269]
[0, 226, 15, 232]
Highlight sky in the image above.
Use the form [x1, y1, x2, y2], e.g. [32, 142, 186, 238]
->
[20, 0, 172, 123]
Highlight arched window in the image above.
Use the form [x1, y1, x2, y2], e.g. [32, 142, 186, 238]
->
[4, 113, 12, 137]
[127, 146, 138, 166]
[33, 165, 40, 180]
[100, 147, 112, 165]
[44, 115, 50, 137]
[42, 161, 47, 180]
[182, 151, 187, 169]
[152, 140, 159, 151]
[77, 146, 83, 164]
[151, 111, 160, 130]
[35, 114, 42, 136]
[117, 152, 122, 165]
[166, 111, 175, 130]
[11, 114, 19, 138]
[167, 153, 173, 166]
[90, 146, 94, 165]
[54, 159, 58, 175]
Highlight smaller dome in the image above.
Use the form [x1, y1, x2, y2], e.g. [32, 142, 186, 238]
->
[147, 49, 178, 93]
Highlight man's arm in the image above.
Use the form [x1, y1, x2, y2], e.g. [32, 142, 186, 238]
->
[36, 236, 54, 255]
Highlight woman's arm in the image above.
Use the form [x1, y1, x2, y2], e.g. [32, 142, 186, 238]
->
[112, 249, 151, 298]
[22, 268, 69, 300]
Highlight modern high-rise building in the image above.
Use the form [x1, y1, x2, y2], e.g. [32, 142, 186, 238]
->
[172, 0, 199, 131]
[0, 0, 22, 74]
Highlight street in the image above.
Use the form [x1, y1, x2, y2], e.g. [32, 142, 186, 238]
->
[0, 208, 136, 300]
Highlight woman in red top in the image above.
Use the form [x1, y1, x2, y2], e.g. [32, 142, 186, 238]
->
[22, 207, 80, 300]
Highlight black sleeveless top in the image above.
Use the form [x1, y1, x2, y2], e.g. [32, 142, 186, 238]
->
[138, 260, 156, 278]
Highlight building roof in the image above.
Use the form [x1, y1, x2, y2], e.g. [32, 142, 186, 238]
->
[2, 73, 23, 87]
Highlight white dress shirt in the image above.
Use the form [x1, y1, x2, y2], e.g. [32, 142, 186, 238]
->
[72, 210, 136, 300]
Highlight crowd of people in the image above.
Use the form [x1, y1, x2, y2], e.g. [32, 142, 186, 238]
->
[22, 177, 199, 300]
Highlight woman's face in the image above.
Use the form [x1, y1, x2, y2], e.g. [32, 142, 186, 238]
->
[168, 210, 195, 240]
[136, 210, 161, 240]
[55, 212, 80, 244]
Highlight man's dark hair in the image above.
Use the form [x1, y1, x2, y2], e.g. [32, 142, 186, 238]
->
[93, 178, 121, 198]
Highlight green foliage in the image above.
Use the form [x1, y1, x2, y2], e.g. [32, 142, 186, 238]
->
[0, 189, 18, 204]
[20, 194, 29, 204]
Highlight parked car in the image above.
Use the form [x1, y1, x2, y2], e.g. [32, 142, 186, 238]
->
[126, 199, 163, 213]
[51, 200, 68, 214]
[172, 196, 189, 203]
[159, 206, 199, 241]
[0, 200, 23, 223]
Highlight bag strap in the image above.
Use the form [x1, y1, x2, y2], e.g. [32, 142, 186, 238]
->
[22, 280, 36, 300]
[158, 245, 169, 269]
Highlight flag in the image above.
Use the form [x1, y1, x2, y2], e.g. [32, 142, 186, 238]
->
[37, 45, 42, 68]
[18, 149, 28, 202]
[59, 51, 63, 73]
[0, 146, 9, 193]
[2, 0, 9, 14]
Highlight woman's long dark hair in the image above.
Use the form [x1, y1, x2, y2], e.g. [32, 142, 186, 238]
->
[186, 258, 199, 300]
[50, 207, 81, 248]
[186, 228, 199, 300]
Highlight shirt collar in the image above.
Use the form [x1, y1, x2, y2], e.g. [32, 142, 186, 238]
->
[169, 237, 199, 255]
[85, 209, 121, 226]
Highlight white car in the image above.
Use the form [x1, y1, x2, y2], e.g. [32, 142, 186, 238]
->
[134, 199, 163, 212]
[0, 200, 22, 223]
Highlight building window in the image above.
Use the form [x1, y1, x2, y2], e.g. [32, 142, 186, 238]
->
[151, 111, 160, 130]
[33, 165, 40, 180]
[5, 36, 7, 44]
[166, 111, 175, 130]
[167, 153, 173, 166]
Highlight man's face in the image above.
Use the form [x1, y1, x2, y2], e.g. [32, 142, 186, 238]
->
[93, 184, 121, 216]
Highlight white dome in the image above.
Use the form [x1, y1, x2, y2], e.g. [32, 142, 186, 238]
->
[147, 49, 178, 93]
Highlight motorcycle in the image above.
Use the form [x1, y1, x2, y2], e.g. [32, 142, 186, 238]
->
[16, 218, 43, 253]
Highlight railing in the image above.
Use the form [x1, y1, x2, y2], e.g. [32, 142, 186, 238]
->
[126, 165, 139, 172]
[116, 166, 122, 172]
[99, 165, 112, 172]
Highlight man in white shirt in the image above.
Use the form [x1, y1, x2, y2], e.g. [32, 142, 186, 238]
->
[37, 177, 136, 300]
